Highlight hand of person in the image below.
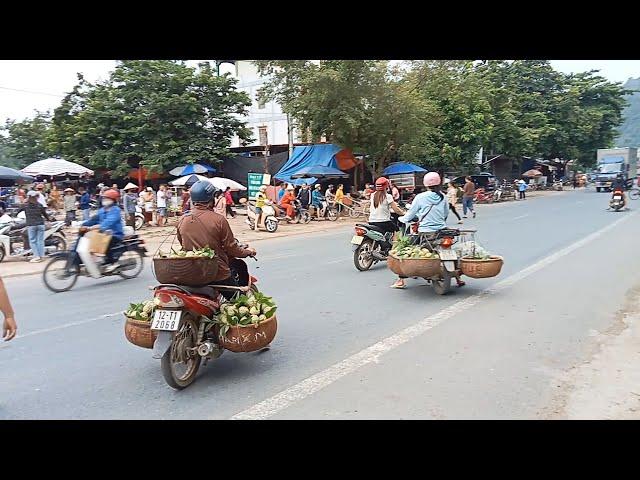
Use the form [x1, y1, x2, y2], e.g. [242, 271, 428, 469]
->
[90, 225, 100, 230]
[246, 247, 257, 257]
[79, 226, 89, 234]
[3, 316, 17, 341]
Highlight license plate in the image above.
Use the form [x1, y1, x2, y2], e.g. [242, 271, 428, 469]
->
[351, 235, 364, 245]
[151, 310, 182, 331]
[438, 249, 458, 261]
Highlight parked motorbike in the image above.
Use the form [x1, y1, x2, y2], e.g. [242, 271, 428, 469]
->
[151, 241, 259, 389]
[243, 199, 279, 233]
[0, 214, 67, 262]
[609, 188, 626, 212]
[42, 227, 147, 292]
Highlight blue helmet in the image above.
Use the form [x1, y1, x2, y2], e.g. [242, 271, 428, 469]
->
[190, 180, 216, 203]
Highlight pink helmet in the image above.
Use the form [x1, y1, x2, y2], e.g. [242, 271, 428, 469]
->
[423, 172, 441, 187]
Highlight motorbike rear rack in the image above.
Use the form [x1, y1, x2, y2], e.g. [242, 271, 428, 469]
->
[152, 283, 252, 294]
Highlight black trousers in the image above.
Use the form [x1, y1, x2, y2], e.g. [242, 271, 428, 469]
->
[449, 205, 462, 221]
[519, 191, 526, 199]
[105, 237, 122, 264]
[213, 276, 240, 301]
[369, 221, 397, 233]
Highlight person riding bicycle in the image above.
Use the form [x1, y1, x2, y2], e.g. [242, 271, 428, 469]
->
[81, 188, 124, 273]
[391, 172, 464, 289]
[176, 181, 255, 299]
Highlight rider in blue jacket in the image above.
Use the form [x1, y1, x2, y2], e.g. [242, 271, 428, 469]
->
[82, 189, 124, 272]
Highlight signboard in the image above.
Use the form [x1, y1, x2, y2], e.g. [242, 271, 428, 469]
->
[247, 173, 271, 200]
[388, 173, 416, 189]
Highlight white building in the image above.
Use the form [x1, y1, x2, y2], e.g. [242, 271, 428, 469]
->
[229, 61, 301, 151]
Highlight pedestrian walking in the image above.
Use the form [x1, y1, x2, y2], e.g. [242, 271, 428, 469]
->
[49, 185, 61, 211]
[63, 188, 77, 226]
[213, 189, 227, 216]
[78, 186, 91, 221]
[24, 190, 52, 263]
[518, 180, 528, 199]
[123, 183, 138, 229]
[142, 187, 155, 226]
[462, 176, 476, 218]
[181, 188, 191, 214]
[446, 181, 463, 224]
[0, 275, 17, 341]
[224, 187, 236, 218]
[156, 184, 168, 227]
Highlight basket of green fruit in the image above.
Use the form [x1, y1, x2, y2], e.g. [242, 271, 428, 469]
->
[387, 235, 441, 278]
[152, 247, 218, 286]
[214, 291, 278, 353]
[124, 299, 159, 349]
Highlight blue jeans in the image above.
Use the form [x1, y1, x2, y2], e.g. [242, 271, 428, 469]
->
[462, 197, 474, 215]
[83, 209, 91, 221]
[28, 224, 45, 258]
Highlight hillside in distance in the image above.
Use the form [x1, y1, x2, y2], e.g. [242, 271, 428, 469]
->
[616, 77, 640, 148]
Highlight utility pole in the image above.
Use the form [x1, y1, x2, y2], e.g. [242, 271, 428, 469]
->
[287, 113, 294, 157]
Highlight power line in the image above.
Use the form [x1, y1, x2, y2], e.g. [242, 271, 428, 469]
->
[0, 86, 65, 98]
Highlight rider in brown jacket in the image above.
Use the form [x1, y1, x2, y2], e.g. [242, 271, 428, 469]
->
[176, 181, 255, 297]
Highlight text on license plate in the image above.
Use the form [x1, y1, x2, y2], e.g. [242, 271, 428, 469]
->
[438, 249, 457, 260]
[151, 310, 182, 331]
[351, 235, 364, 245]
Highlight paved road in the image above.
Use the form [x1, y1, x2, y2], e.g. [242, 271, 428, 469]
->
[1, 188, 638, 419]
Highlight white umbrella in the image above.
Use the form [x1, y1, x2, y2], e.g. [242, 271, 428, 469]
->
[169, 174, 209, 186]
[207, 177, 247, 191]
[22, 158, 94, 177]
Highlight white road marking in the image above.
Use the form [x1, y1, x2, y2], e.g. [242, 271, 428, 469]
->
[513, 214, 530, 220]
[229, 211, 637, 420]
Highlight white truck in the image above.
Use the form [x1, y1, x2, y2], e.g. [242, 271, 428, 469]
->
[594, 147, 638, 192]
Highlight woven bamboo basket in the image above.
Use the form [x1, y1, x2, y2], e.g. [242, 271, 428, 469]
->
[124, 316, 157, 349]
[460, 256, 504, 278]
[387, 254, 441, 278]
[219, 315, 278, 353]
[152, 256, 218, 286]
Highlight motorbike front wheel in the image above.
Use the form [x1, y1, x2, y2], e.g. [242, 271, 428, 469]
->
[265, 217, 278, 232]
[135, 215, 144, 230]
[326, 208, 338, 222]
[629, 189, 640, 200]
[161, 315, 201, 390]
[301, 211, 311, 224]
[354, 240, 376, 271]
[43, 256, 80, 293]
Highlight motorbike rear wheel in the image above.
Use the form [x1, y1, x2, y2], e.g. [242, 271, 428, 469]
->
[432, 270, 452, 295]
[161, 315, 201, 390]
[354, 239, 376, 271]
[118, 250, 145, 279]
[42, 256, 80, 293]
[49, 233, 67, 252]
[326, 208, 338, 222]
[135, 215, 144, 230]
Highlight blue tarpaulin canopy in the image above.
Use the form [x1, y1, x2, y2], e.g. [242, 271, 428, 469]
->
[383, 162, 427, 175]
[169, 163, 216, 176]
[275, 144, 345, 185]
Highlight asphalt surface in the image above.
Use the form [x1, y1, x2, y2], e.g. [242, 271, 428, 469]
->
[1, 188, 638, 419]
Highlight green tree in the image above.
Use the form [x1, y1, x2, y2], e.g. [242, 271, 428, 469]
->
[48, 61, 253, 176]
[255, 60, 438, 176]
[0, 112, 52, 168]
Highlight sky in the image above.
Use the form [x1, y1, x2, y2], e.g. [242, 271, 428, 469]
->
[1, 60, 639, 124]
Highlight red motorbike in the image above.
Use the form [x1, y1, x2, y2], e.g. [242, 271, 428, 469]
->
[151, 248, 260, 389]
[473, 188, 494, 204]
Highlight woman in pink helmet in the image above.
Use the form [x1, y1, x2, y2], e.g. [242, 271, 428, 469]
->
[391, 171, 463, 289]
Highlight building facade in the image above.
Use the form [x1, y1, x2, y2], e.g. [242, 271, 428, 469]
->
[230, 61, 301, 152]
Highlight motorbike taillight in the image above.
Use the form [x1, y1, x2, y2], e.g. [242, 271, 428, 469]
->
[440, 237, 454, 248]
[155, 292, 184, 308]
[355, 227, 366, 236]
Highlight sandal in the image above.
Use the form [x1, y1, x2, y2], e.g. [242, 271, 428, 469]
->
[390, 282, 406, 289]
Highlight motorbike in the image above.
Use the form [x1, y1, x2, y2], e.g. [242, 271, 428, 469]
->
[609, 188, 626, 212]
[278, 199, 311, 224]
[244, 199, 279, 233]
[0, 213, 67, 262]
[351, 214, 401, 271]
[42, 227, 147, 293]
[151, 241, 259, 389]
